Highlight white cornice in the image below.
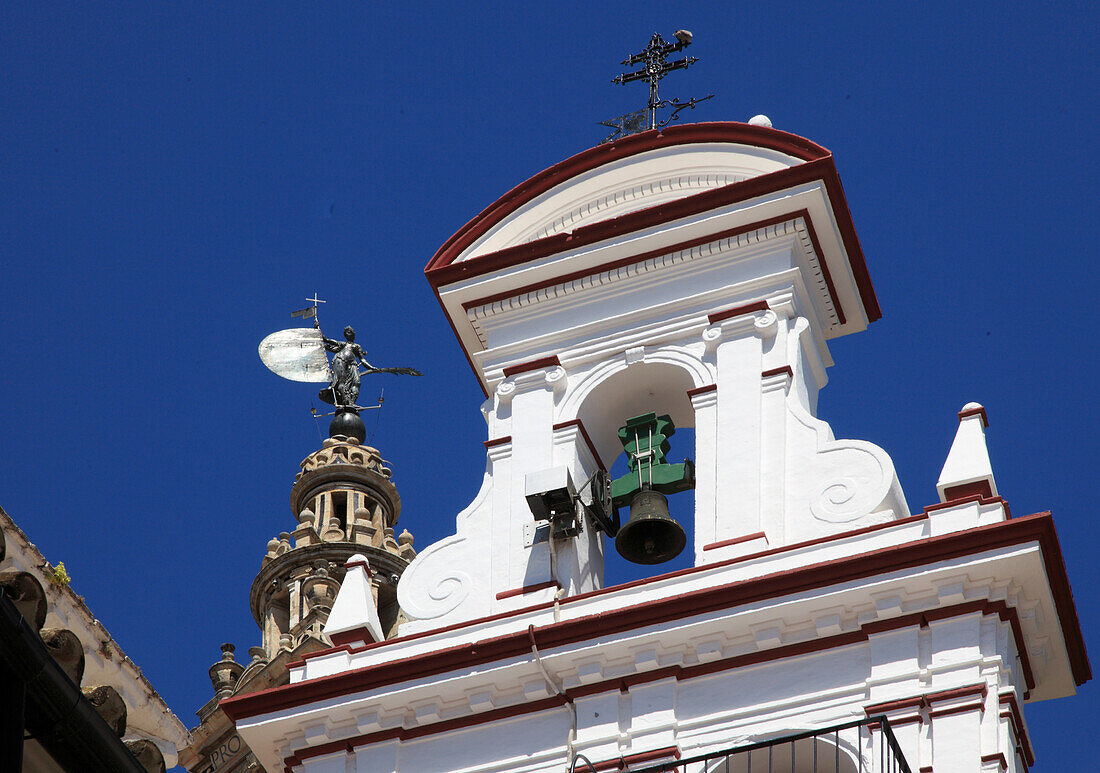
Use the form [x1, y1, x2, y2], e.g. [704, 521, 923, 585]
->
[464, 216, 839, 350]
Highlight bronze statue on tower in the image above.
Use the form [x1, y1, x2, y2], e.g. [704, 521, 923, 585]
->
[258, 297, 421, 440]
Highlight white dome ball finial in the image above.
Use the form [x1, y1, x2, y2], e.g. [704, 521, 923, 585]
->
[748, 114, 773, 128]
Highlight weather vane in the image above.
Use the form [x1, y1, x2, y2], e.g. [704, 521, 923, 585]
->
[600, 30, 714, 143]
[258, 296, 422, 442]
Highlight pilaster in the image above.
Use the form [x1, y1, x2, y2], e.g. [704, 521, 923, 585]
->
[696, 305, 778, 555]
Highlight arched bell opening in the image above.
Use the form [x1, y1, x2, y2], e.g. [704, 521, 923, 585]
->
[576, 362, 696, 466]
[575, 361, 698, 584]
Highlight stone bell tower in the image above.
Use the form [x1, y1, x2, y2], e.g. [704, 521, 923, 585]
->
[251, 435, 415, 656]
[178, 435, 417, 773]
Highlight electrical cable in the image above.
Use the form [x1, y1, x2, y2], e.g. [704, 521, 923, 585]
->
[569, 753, 598, 772]
[528, 624, 578, 763]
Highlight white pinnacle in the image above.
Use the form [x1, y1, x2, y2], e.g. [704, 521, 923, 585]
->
[936, 402, 998, 502]
[323, 554, 384, 645]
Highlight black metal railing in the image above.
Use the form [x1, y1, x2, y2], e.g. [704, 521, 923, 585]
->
[571, 716, 912, 773]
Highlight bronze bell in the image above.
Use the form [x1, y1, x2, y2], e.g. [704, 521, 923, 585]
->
[615, 488, 687, 565]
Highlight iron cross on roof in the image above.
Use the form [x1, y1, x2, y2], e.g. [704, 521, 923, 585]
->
[601, 30, 714, 143]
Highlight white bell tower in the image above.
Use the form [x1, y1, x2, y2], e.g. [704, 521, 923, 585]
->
[221, 122, 1089, 773]
[397, 122, 906, 631]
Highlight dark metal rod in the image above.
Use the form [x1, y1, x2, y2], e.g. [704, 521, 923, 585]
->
[859, 724, 864, 773]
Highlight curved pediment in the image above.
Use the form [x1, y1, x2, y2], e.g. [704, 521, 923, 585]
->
[425, 122, 881, 395]
[426, 122, 831, 276]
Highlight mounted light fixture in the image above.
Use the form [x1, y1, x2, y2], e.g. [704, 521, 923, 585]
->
[525, 467, 619, 542]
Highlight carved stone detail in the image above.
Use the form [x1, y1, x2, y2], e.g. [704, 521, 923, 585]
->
[247, 436, 417, 662]
[753, 308, 779, 337]
[0, 569, 47, 630]
[208, 642, 244, 695]
[545, 365, 568, 395]
[125, 739, 167, 773]
[82, 684, 128, 736]
[296, 437, 388, 479]
[41, 627, 85, 685]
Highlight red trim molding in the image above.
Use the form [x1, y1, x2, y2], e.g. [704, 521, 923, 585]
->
[924, 493, 1011, 519]
[502, 355, 561, 378]
[761, 365, 794, 380]
[929, 702, 984, 720]
[554, 419, 606, 471]
[344, 557, 371, 574]
[483, 435, 511, 449]
[329, 627, 377, 648]
[227, 512, 1086, 725]
[942, 480, 994, 501]
[589, 746, 681, 771]
[708, 300, 770, 324]
[926, 683, 988, 719]
[981, 753, 1008, 770]
[959, 405, 990, 427]
[866, 684, 995, 731]
[703, 531, 768, 552]
[999, 692, 1036, 767]
[864, 695, 925, 715]
[924, 683, 988, 705]
[686, 383, 716, 398]
[495, 581, 560, 601]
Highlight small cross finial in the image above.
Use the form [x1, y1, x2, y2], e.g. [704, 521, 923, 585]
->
[601, 30, 713, 143]
[291, 294, 326, 327]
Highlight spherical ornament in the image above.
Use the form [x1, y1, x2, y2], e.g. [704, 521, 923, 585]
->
[329, 410, 366, 443]
[748, 114, 773, 128]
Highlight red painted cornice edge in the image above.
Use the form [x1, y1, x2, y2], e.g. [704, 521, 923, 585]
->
[222, 512, 1089, 723]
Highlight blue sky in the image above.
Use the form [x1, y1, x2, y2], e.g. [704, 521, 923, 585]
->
[1, 2, 1096, 769]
